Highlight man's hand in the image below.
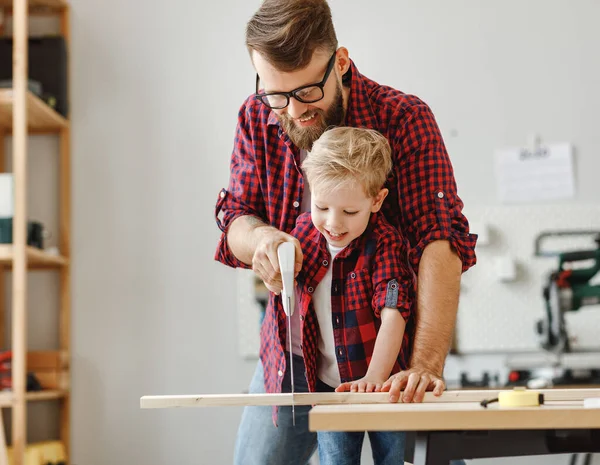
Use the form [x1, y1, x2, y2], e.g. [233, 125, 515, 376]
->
[381, 367, 445, 403]
[252, 226, 302, 294]
[335, 374, 387, 393]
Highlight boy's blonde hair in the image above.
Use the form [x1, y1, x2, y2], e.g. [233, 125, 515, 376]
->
[302, 127, 392, 198]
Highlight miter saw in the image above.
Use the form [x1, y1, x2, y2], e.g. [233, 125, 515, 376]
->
[534, 230, 600, 354]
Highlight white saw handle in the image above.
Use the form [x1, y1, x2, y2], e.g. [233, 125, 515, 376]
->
[277, 242, 295, 317]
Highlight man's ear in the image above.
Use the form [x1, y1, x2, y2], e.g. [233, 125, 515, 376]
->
[371, 188, 389, 212]
[335, 47, 351, 76]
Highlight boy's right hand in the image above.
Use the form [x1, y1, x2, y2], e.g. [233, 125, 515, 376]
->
[252, 226, 303, 294]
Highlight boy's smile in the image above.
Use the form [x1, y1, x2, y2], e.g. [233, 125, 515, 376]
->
[311, 181, 388, 248]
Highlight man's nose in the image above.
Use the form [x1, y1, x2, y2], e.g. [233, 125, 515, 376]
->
[287, 98, 308, 120]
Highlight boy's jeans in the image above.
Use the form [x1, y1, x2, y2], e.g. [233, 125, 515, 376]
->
[318, 430, 406, 465]
[233, 356, 466, 465]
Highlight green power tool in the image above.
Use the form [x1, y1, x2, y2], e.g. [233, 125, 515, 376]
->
[534, 230, 600, 353]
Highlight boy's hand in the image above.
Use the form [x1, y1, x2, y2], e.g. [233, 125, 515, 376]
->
[335, 375, 386, 393]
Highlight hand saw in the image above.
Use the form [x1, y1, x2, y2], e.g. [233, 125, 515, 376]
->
[277, 241, 296, 426]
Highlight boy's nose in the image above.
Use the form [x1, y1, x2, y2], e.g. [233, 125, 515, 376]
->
[327, 214, 343, 230]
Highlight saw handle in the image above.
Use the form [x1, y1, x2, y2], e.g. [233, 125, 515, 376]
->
[277, 242, 296, 317]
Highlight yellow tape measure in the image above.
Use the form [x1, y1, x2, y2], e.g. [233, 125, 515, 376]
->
[481, 387, 545, 408]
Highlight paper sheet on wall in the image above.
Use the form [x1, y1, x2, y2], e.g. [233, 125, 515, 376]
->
[494, 143, 575, 204]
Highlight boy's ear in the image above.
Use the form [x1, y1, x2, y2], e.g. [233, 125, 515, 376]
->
[371, 188, 389, 212]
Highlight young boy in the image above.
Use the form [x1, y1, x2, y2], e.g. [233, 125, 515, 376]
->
[260, 126, 415, 465]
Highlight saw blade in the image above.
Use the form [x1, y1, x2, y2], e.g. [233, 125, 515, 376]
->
[287, 296, 295, 426]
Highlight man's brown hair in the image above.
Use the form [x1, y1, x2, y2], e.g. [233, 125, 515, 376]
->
[246, 0, 338, 71]
[302, 127, 393, 198]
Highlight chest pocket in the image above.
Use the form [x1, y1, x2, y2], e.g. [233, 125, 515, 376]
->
[344, 269, 373, 312]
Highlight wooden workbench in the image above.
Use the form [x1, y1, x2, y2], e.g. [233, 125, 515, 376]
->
[308, 389, 600, 465]
[140, 388, 600, 465]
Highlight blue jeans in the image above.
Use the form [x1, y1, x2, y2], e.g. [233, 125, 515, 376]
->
[318, 430, 405, 465]
[318, 431, 467, 465]
[233, 354, 317, 465]
[317, 380, 405, 465]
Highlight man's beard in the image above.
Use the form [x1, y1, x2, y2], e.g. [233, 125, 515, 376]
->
[277, 82, 345, 151]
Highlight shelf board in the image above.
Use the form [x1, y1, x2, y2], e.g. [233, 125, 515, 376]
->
[0, 0, 66, 12]
[0, 389, 68, 407]
[0, 245, 68, 268]
[0, 89, 68, 133]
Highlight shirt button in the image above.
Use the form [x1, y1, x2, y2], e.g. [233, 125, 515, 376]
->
[437, 191, 445, 199]
[308, 286, 314, 293]
[219, 191, 225, 198]
[336, 317, 340, 325]
[350, 272, 356, 279]
[293, 201, 300, 208]
[322, 260, 329, 267]
[390, 283, 398, 290]
[338, 348, 343, 356]
[278, 370, 284, 377]
[300, 315, 304, 321]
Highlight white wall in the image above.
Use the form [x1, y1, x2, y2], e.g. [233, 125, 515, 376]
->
[68, 1, 600, 464]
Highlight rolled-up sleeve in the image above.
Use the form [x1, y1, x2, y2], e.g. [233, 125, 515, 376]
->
[214, 102, 267, 269]
[393, 104, 477, 273]
[371, 233, 415, 320]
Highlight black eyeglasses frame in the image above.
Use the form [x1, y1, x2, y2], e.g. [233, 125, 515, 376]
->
[254, 52, 337, 110]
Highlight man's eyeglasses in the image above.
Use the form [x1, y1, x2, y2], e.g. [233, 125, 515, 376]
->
[255, 52, 337, 110]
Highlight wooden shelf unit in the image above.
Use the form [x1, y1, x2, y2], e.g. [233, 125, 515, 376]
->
[0, 1, 71, 464]
[0, 245, 68, 268]
[0, 390, 67, 408]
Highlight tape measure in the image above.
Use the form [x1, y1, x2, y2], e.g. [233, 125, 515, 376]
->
[481, 387, 545, 408]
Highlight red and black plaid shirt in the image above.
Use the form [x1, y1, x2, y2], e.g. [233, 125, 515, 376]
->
[260, 211, 415, 395]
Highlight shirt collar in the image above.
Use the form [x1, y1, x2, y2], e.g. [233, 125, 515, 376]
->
[343, 60, 379, 131]
[309, 210, 382, 257]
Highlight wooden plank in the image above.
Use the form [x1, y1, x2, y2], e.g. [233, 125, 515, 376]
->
[58, 5, 72, 459]
[309, 402, 600, 432]
[0, 90, 68, 133]
[0, 412, 7, 465]
[140, 388, 600, 409]
[27, 350, 69, 370]
[0, 245, 68, 268]
[11, 1, 29, 464]
[0, 390, 68, 408]
[31, 370, 69, 390]
[0, 0, 66, 11]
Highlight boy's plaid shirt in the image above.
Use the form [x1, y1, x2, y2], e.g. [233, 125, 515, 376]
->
[260, 211, 416, 396]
